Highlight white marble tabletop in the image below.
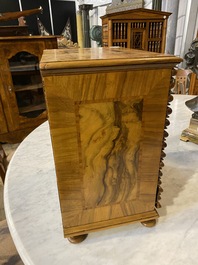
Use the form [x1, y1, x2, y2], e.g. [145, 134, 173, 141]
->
[4, 95, 198, 265]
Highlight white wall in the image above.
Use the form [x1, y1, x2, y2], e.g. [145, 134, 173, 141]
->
[174, 0, 191, 58]
[75, 0, 111, 25]
[172, 0, 198, 67]
[144, 0, 152, 9]
[75, 0, 153, 47]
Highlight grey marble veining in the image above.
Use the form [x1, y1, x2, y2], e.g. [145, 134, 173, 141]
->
[4, 95, 198, 265]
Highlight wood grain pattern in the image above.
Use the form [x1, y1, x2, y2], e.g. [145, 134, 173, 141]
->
[78, 99, 142, 209]
[40, 48, 182, 238]
[40, 47, 182, 72]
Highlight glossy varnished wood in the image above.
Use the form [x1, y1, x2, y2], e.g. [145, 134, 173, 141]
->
[40, 48, 182, 240]
[40, 47, 181, 71]
[141, 219, 157, 228]
[68, 234, 88, 244]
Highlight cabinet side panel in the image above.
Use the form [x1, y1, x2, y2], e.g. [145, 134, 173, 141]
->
[77, 99, 142, 209]
[43, 68, 171, 235]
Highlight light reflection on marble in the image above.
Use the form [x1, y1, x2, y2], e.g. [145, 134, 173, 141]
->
[4, 95, 198, 265]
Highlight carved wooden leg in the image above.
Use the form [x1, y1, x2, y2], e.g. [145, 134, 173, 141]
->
[141, 219, 157, 228]
[68, 234, 88, 244]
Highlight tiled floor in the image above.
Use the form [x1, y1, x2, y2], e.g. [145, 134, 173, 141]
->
[0, 143, 19, 221]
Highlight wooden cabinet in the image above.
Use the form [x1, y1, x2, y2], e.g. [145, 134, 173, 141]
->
[189, 73, 198, 95]
[0, 36, 57, 143]
[40, 47, 181, 243]
[101, 8, 171, 53]
[0, 26, 29, 36]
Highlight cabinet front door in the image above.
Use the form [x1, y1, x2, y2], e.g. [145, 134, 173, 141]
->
[0, 47, 46, 132]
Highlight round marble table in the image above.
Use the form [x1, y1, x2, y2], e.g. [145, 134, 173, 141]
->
[4, 95, 198, 265]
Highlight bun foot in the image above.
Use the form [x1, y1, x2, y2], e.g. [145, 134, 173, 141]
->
[68, 234, 88, 244]
[141, 219, 157, 228]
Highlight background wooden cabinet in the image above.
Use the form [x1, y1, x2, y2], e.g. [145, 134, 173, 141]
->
[189, 72, 198, 95]
[0, 0, 77, 41]
[0, 36, 57, 143]
[101, 8, 171, 53]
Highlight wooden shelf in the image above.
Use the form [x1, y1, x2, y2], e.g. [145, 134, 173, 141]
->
[19, 102, 46, 114]
[10, 62, 39, 72]
[14, 82, 43, 92]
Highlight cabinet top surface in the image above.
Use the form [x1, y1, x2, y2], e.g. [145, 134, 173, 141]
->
[100, 8, 171, 19]
[0, 35, 57, 41]
[40, 47, 182, 71]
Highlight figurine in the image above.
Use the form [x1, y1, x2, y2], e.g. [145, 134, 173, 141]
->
[185, 96, 198, 119]
[184, 39, 198, 77]
[180, 96, 198, 144]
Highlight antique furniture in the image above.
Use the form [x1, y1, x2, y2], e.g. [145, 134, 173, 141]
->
[0, 219, 23, 265]
[4, 95, 198, 264]
[173, 69, 192, 94]
[0, 7, 42, 37]
[40, 47, 181, 243]
[0, 25, 29, 36]
[0, 35, 57, 143]
[0, 144, 22, 264]
[0, 7, 42, 22]
[189, 73, 198, 95]
[0, 143, 7, 183]
[184, 35, 198, 95]
[0, 7, 43, 37]
[181, 96, 198, 144]
[101, 8, 171, 53]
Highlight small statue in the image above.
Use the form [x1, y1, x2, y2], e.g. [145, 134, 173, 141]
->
[184, 38, 198, 77]
[0, 7, 42, 22]
[90, 25, 102, 47]
[180, 96, 198, 144]
[18, 16, 26, 26]
[185, 96, 198, 119]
